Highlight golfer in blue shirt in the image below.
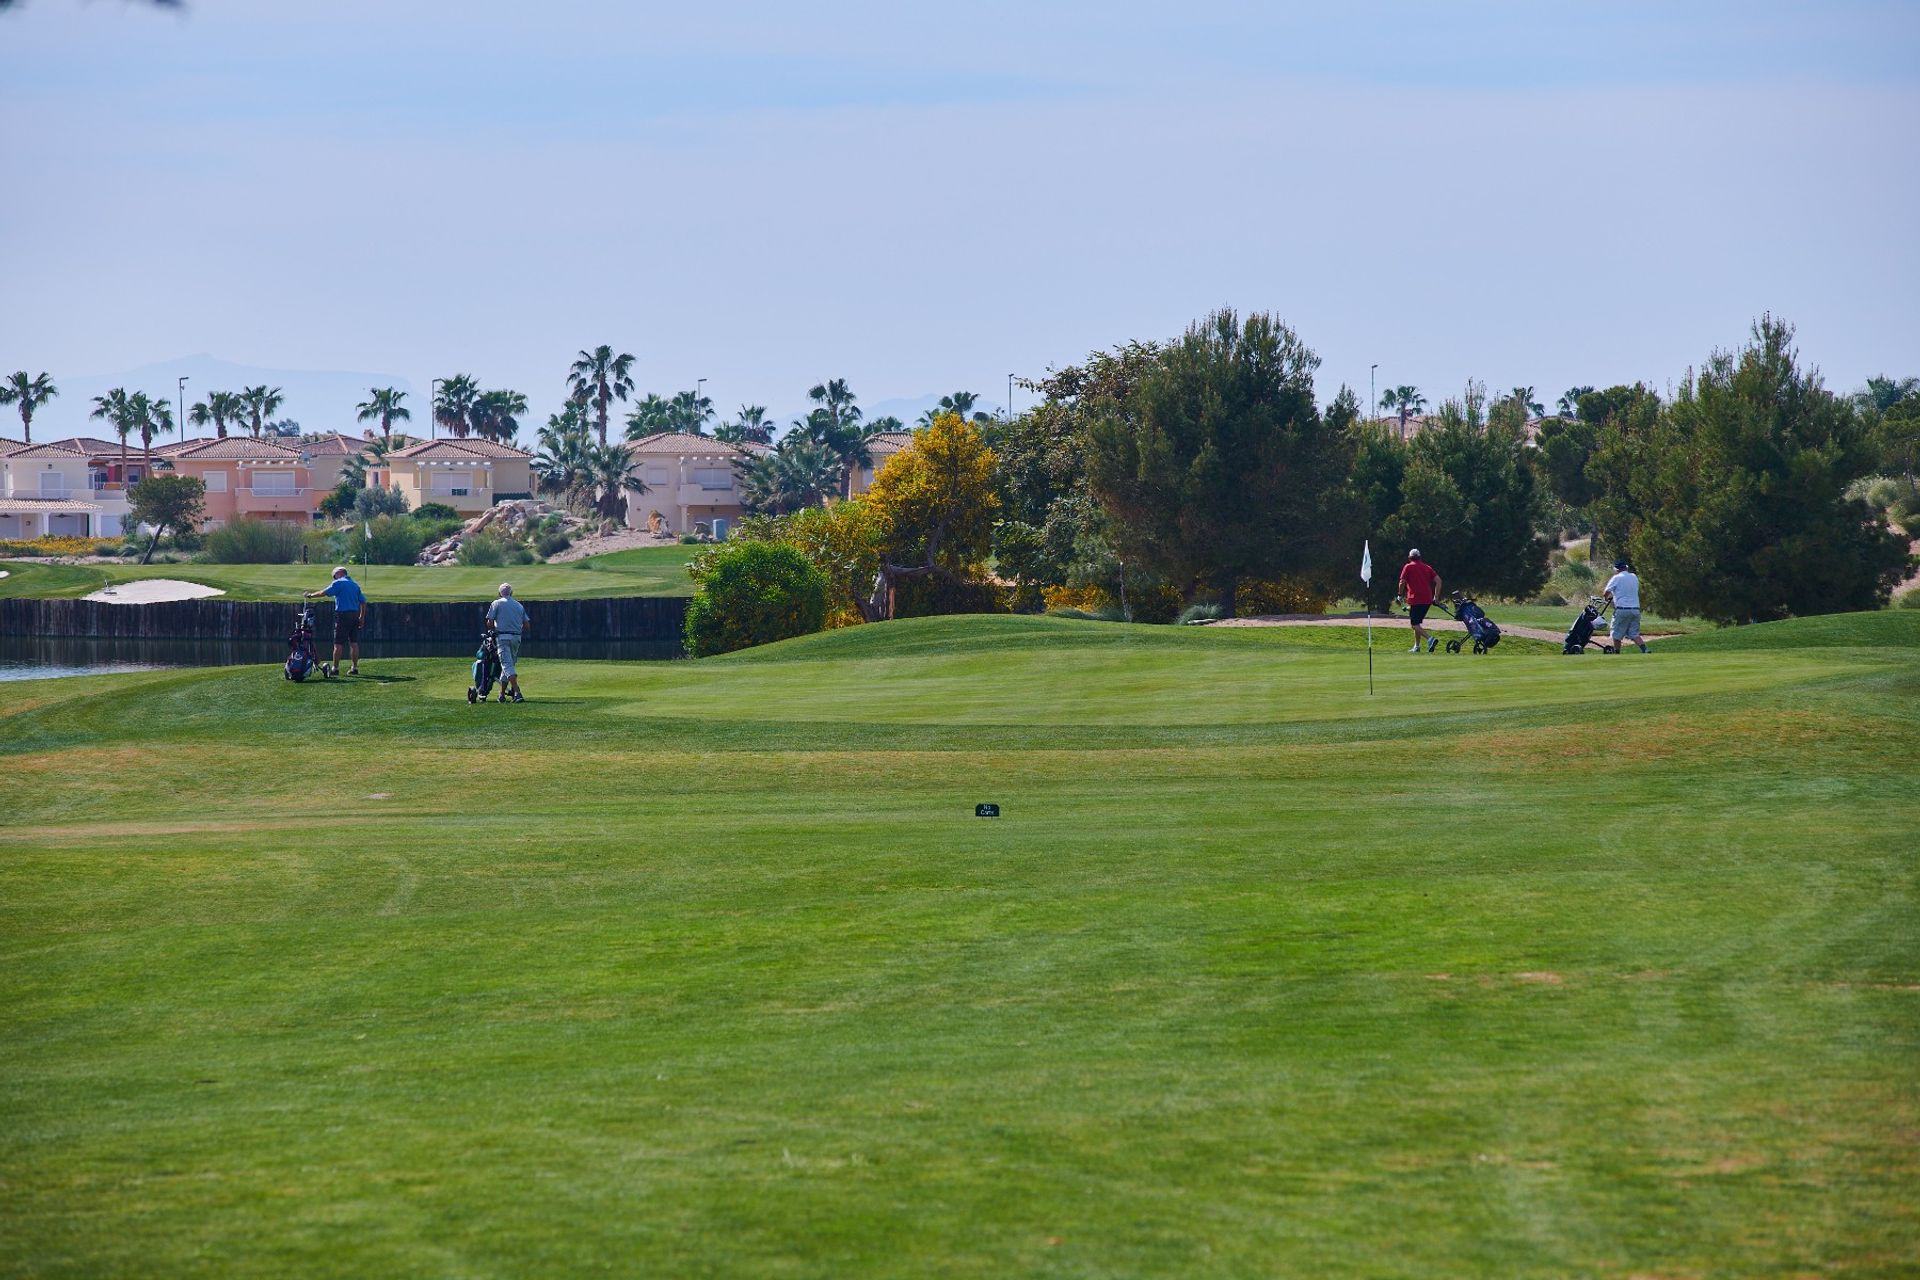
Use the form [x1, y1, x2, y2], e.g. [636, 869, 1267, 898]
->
[304, 566, 368, 676]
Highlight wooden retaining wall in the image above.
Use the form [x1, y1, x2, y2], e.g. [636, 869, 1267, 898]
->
[0, 595, 689, 644]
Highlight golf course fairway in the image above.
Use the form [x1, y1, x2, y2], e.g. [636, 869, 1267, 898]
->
[2, 613, 1916, 1277]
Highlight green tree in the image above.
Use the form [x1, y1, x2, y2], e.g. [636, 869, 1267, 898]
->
[1605, 317, 1911, 622]
[1556, 385, 1594, 418]
[355, 387, 411, 444]
[568, 346, 635, 445]
[240, 385, 284, 438]
[127, 473, 205, 564]
[684, 540, 830, 657]
[0, 371, 57, 443]
[1354, 381, 1551, 608]
[623, 393, 674, 439]
[862, 412, 1001, 618]
[1085, 309, 1356, 616]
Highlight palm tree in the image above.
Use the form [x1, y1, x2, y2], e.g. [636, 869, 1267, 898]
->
[1379, 385, 1426, 437]
[126, 392, 173, 467]
[342, 435, 404, 490]
[434, 375, 479, 438]
[239, 385, 284, 438]
[188, 389, 242, 440]
[90, 388, 134, 477]
[582, 441, 643, 522]
[623, 392, 674, 440]
[667, 388, 714, 435]
[919, 391, 991, 427]
[1856, 375, 1920, 415]
[1507, 386, 1546, 418]
[807, 378, 861, 433]
[737, 436, 842, 514]
[568, 345, 636, 445]
[470, 389, 529, 444]
[1556, 386, 1595, 419]
[355, 387, 411, 444]
[0, 371, 57, 443]
[713, 405, 775, 446]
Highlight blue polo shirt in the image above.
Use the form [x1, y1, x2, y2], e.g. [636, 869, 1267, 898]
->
[323, 576, 367, 613]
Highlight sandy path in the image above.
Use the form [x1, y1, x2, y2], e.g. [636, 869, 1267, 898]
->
[85, 579, 226, 604]
[546, 530, 685, 563]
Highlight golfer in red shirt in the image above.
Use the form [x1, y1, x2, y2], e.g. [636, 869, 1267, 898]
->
[1397, 549, 1443, 653]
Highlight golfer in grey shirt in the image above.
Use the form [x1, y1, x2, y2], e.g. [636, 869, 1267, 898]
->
[485, 583, 530, 702]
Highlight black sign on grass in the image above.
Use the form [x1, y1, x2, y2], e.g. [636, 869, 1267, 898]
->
[975, 803, 1000, 818]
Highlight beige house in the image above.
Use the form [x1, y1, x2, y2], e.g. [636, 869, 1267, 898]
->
[0, 438, 107, 538]
[385, 439, 534, 513]
[624, 432, 768, 534]
[849, 429, 917, 496]
[299, 430, 378, 496]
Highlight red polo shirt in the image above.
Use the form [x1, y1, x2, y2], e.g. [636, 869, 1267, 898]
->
[1399, 560, 1439, 605]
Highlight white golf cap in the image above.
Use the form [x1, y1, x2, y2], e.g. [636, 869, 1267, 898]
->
[332, 566, 348, 577]
[1408, 548, 1422, 559]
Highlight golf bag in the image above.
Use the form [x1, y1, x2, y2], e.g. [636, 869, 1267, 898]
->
[468, 625, 502, 704]
[1563, 596, 1608, 654]
[1439, 594, 1501, 654]
[285, 605, 322, 682]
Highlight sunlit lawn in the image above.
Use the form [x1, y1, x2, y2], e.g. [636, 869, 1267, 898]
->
[1, 613, 1915, 1277]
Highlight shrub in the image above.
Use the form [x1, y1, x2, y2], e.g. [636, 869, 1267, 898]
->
[348, 515, 428, 565]
[1235, 576, 1330, 616]
[684, 541, 829, 657]
[534, 531, 572, 558]
[0, 535, 120, 557]
[1897, 587, 1920, 610]
[1177, 602, 1224, 625]
[413, 515, 466, 544]
[353, 486, 411, 522]
[1890, 490, 1920, 530]
[457, 530, 512, 567]
[679, 533, 703, 545]
[204, 517, 304, 564]
[316, 482, 360, 520]
[413, 502, 461, 522]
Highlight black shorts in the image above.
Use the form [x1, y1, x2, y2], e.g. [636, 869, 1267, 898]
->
[334, 612, 361, 644]
[1408, 603, 1431, 627]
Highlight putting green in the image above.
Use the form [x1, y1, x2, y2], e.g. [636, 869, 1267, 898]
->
[1, 612, 1915, 1277]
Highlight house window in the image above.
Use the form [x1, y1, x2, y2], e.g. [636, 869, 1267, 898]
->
[643, 465, 671, 487]
[693, 467, 732, 491]
[38, 471, 66, 498]
[205, 470, 228, 493]
[251, 471, 296, 496]
[89, 468, 108, 491]
[430, 470, 473, 497]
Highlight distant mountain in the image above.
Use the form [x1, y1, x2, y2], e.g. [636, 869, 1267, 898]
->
[26, 355, 414, 444]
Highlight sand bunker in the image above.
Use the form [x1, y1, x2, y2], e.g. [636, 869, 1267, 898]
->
[85, 579, 227, 604]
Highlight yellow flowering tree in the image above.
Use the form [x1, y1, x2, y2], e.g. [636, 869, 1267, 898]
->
[863, 412, 1001, 618]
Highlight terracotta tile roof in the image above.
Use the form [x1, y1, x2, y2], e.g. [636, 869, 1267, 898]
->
[301, 430, 378, 456]
[15, 436, 129, 459]
[0, 497, 102, 513]
[868, 429, 917, 457]
[5, 439, 91, 459]
[166, 437, 306, 462]
[625, 431, 758, 459]
[0, 439, 24, 457]
[387, 438, 531, 461]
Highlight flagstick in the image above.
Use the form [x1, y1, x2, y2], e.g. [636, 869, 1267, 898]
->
[1366, 607, 1374, 695]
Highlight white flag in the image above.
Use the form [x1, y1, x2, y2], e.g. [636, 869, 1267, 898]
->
[364, 522, 372, 538]
[1360, 540, 1372, 584]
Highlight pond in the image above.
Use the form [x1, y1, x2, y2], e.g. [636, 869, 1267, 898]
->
[0, 636, 684, 681]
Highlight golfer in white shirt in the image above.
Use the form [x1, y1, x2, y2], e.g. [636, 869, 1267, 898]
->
[1603, 559, 1649, 653]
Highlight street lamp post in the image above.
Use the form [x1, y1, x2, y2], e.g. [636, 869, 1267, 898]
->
[430, 378, 442, 440]
[1008, 372, 1015, 422]
[178, 376, 189, 440]
[1370, 364, 1378, 429]
[696, 378, 707, 433]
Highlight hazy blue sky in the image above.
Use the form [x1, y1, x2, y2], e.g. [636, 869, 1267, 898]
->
[4, 0, 1917, 437]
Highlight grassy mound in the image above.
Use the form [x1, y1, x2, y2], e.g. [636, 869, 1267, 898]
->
[1659, 608, 1920, 652]
[1, 628, 1915, 1276]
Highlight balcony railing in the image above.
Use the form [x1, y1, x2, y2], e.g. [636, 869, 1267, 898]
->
[239, 487, 312, 497]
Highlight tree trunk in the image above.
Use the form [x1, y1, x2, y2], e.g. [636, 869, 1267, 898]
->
[141, 525, 163, 565]
[20, 407, 30, 444]
[1219, 578, 1238, 619]
[1589, 525, 1599, 566]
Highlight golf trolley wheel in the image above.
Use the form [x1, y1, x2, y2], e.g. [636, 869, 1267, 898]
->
[1472, 640, 1487, 654]
[467, 687, 477, 704]
[1445, 639, 1462, 654]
